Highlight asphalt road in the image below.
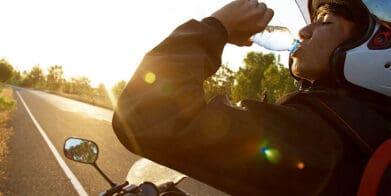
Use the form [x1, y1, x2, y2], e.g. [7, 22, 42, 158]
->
[1, 87, 227, 196]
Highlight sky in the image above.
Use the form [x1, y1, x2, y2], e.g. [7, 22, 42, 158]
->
[0, 0, 306, 87]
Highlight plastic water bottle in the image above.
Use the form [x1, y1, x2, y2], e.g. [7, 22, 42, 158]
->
[251, 26, 300, 53]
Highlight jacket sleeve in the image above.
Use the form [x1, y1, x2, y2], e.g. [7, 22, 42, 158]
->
[112, 18, 343, 195]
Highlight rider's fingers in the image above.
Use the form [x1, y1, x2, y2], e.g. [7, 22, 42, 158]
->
[256, 8, 274, 31]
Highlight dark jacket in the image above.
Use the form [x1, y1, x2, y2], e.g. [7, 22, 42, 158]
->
[112, 17, 390, 195]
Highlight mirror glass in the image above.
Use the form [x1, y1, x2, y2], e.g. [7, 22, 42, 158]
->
[64, 138, 98, 164]
[138, 182, 158, 196]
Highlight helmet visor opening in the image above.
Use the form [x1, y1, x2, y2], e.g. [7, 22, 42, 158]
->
[363, 0, 391, 23]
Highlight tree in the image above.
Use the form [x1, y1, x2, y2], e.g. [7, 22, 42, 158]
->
[231, 52, 275, 102]
[231, 52, 297, 103]
[62, 80, 73, 94]
[203, 64, 235, 101]
[69, 77, 93, 96]
[8, 70, 23, 85]
[22, 65, 45, 88]
[111, 80, 127, 100]
[96, 83, 108, 98]
[261, 63, 297, 103]
[66, 141, 97, 163]
[0, 58, 14, 82]
[46, 65, 64, 91]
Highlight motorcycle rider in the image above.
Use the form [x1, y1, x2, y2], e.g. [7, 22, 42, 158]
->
[112, 0, 390, 195]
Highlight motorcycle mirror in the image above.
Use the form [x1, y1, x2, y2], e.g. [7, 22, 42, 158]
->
[138, 182, 159, 196]
[63, 137, 99, 164]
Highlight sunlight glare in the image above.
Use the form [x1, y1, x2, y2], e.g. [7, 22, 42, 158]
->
[104, 84, 119, 109]
[0, 0, 305, 84]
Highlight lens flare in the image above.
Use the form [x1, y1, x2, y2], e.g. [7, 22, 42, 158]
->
[297, 161, 305, 170]
[261, 147, 281, 164]
[144, 72, 156, 84]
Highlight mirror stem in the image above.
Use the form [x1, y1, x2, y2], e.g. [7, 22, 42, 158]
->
[93, 163, 116, 187]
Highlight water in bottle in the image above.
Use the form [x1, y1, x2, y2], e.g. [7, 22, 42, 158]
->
[251, 25, 300, 53]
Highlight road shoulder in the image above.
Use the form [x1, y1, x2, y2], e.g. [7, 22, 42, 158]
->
[0, 88, 78, 195]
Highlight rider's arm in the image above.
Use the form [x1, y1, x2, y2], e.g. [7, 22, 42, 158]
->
[113, 16, 228, 155]
[112, 1, 343, 194]
[112, 17, 342, 195]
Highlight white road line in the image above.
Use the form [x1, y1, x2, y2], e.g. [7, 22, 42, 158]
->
[16, 91, 88, 196]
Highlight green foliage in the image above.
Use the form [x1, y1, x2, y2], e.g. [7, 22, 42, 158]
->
[22, 65, 46, 88]
[96, 83, 108, 98]
[65, 141, 97, 163]
[0, 59, 14, 83]
[0, 96, 15, 110]
[261, 63, 297, 103]
[0, 87, 16, 110]
[8, 70, 23, 85]
[231, 52, 275, 102]
[231, 52, 298, 103]
[204, 64, 235, 101]
[68, 77, 93, 96]
[62, 81, 73, 94]
[46, 65, 64, 91]
[5, 50, 298, 108]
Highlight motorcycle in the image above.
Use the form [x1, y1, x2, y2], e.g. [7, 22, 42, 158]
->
[63, 137, 189, 196]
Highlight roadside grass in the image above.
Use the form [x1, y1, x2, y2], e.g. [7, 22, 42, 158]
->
[0, 86, 16, 194]
[44, 90, 115, 110]
[57, 92, 114, 110]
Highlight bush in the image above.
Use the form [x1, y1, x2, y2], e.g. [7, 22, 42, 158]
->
[0, 97, 15, 111]
[0, 88, 15, 111]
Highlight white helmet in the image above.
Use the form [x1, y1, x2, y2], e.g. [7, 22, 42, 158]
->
[293, 0, 391, 97]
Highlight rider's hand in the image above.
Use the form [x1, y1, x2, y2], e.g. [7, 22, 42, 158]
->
[211, 0, 274, 46]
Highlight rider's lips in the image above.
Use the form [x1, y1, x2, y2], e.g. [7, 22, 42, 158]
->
[290, 43, 304, 58]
